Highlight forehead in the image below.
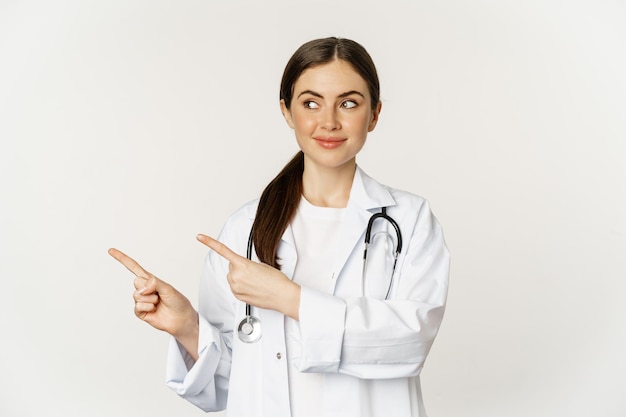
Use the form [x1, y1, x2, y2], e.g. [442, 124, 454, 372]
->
[293, 60, 369, 95]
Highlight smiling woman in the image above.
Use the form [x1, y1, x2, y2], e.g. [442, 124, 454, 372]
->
[2, 0, 625, 416]
[109, 37, 449, 417]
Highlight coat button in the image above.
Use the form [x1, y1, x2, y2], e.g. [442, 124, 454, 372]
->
[276, 352, 282, 360]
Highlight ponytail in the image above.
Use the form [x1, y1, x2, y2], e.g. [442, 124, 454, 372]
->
[252, 151, 304, 268]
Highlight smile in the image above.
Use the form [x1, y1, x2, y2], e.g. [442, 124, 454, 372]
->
[314, 137, 347, 149]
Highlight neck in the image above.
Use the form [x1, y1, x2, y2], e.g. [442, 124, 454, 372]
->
[301, 158, 356, 208]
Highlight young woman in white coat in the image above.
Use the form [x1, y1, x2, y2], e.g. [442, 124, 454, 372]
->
[109, 37, 450, 417]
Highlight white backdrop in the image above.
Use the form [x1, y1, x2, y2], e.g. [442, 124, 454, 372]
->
[1, 1, 625, 416]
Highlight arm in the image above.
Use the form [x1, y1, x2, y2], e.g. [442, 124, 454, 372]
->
[107, 246, 231, 411]
[295, 200, 450, 379]
[164, 234, 238, 412]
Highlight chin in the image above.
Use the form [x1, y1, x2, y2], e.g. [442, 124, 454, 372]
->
[304, 155, 356, 171]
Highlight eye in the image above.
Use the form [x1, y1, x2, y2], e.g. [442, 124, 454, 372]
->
[304, 101, 319, 109]
[341, 100, 357, 109]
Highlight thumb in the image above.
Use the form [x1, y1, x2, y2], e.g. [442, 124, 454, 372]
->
[137, 276, 158, 295]
[138, 275, 174, 296]
[141, 275, 180, 301]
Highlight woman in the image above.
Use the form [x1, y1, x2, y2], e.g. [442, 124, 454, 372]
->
[109, 37, 449, 417]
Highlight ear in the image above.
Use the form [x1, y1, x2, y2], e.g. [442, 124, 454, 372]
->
[280, 99, 295, 129]
[367, 101, 382, 132]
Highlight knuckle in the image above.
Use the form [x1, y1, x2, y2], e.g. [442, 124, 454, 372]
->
[227, 277, 240, 294]
[134, 302, 155, 316]
[146, 277, 156, 289]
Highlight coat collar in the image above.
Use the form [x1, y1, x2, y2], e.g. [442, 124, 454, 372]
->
[247, 166, 396, 219]
[348, 166, 396, 211]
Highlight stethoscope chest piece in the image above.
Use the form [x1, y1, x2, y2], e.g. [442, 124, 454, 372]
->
[238, 315, 262, 343]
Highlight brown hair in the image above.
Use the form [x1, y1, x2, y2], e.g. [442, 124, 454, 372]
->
[252, 37, 380, 268]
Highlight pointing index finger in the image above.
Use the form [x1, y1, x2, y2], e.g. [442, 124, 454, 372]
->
[108, 248, 150, 278]
[196, 234, 244, 263]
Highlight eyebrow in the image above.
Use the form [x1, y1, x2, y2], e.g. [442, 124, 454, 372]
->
[296, 89, 366, 99]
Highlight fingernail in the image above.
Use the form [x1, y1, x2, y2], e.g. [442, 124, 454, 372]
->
[138, 287, 147, 295]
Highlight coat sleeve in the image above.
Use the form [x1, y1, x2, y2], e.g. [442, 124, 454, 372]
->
[295, 199, 450, 379]
[164, 210, 249, 411]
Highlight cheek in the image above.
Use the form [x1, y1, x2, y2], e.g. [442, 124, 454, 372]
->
[292, 115, 317, 133]
[354, 117, 373, 135]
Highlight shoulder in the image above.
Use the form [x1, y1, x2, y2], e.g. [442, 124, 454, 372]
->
[358, 168, 442, 237]
[224, 198, 259, 224]
[388, 186, 428, 211]
[358, 167, 429, 213]
[387, 186, 434, 231]
[215, 198, 259, 255]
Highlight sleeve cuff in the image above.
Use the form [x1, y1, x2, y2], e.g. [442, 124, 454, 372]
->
[297, 286, 347, 373]
[165, 314, 222, 397]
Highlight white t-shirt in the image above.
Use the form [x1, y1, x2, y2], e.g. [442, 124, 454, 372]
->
[285, 196, 346, 417]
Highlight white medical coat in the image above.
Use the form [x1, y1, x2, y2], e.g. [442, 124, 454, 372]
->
[165, 167, 450, 417]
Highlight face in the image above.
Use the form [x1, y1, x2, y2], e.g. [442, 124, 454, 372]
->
[280, 60, 382, 172]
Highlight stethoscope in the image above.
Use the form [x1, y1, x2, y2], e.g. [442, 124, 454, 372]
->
[237, 207, 403, 343]
[237, 231, 263, 343]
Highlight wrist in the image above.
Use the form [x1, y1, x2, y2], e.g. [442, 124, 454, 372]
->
[173, 310, 200, 360]
[281, 282, 301, 321]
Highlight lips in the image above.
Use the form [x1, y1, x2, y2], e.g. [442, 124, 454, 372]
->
[313, 137, 347, 149]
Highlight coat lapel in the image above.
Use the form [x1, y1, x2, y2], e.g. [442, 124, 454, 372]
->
[277, 222, 297, 279]
[327, 167, 396, 293]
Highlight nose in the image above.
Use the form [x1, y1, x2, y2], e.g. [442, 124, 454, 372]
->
[320, 107, 340, 131]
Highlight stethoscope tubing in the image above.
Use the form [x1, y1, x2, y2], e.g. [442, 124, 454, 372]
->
[364, 207, 402, 254]
[362, 207, 402, 300]
[236, 229, 262, 343]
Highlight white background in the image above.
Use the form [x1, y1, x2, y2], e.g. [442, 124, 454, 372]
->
[1, 1, 625, 416]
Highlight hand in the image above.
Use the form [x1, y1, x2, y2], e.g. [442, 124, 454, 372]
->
[196, 234, 301, 320]
[108, 248, 199, 353]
